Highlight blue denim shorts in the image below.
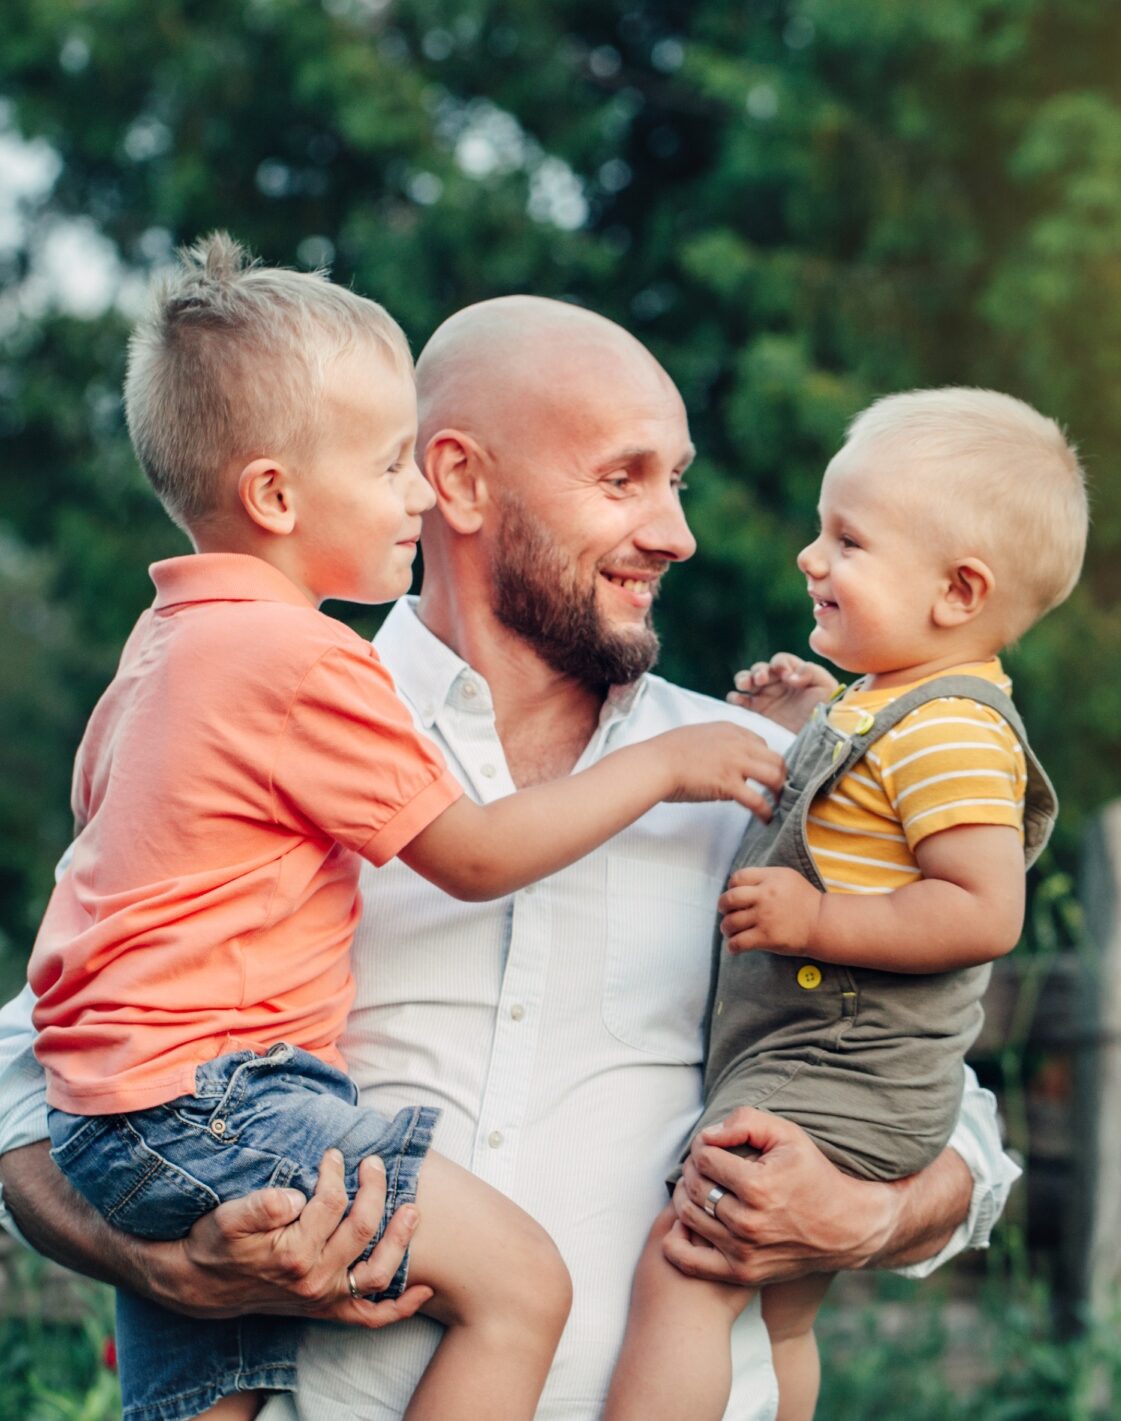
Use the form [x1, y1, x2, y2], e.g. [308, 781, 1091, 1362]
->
[48, 1044, 439, 1421]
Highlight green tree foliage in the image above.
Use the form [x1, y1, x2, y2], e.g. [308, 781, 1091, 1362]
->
[1, 0, 1119, 980]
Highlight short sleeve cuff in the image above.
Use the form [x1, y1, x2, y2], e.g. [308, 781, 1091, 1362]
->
[360, 768, 464, 867]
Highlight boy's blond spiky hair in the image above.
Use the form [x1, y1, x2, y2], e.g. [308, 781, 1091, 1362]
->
[123, 232, 411, 529]
[843, 387, 1088, 635]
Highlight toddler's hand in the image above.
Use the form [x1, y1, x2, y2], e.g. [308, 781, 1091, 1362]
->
[660, 722, 785, 821]
[719, 866, 822, 953]
[728, 653, 837, 733]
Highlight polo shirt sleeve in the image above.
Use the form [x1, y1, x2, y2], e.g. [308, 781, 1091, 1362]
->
[270, 642, 463, 866]
[875, 699, 1027, 852]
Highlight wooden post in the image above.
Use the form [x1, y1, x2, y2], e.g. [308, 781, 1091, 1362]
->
[1071, 800, 1121, 1318]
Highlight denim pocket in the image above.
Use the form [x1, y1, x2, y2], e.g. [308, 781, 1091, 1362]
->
[50, 1112, 221, 1241]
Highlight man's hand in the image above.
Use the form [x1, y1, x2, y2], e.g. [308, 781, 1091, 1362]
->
[718, 866, 824, 954]
[2, 1141, 431, 1330]
[728, 654, 838, 734]
[662, 1108, 971, 1287]
[145, 1149, 432, 1327]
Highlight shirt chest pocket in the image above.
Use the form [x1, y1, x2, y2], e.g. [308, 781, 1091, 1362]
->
[602, 856, 725, 1064]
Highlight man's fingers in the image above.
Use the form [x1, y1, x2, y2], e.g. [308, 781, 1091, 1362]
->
[209, 1185, 307, 1242]
[660, 1215, 741, 1283]
[292, 1148, 351, 1250]
[314, 1153, 391, 1277]
[341, 1282, 434, 1330]
[346, 1182, 419, 1297]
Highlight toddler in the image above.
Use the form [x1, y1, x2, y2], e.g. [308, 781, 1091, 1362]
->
[605, 387, 1087, 1421]
[28, 235, 785, 1421]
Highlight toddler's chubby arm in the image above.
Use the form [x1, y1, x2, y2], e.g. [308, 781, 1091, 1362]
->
[399, 722, 785, 902]
[727, 652, 838, 733]
[719, 822, 1024, 971]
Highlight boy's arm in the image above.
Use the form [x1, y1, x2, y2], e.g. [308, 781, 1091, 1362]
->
[719, 822, 1025, 972]
[399, 722, 786, 902]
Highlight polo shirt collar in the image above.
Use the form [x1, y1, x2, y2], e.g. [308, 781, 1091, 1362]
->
[150, 554, 314, 611]
[376, 597, 649, 731]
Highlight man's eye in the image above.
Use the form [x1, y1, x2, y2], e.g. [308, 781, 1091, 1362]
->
[606, 476, 631, 491]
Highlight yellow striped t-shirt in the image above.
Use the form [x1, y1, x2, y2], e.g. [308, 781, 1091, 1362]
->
[805, 659, 1027, 896]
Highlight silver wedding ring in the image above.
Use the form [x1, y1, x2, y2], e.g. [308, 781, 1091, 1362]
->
[346, 1268, 362, 1300]
[703, 1184, 727, 1219]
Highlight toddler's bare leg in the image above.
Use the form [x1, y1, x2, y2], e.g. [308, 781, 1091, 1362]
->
[402, 1151, 572, 1421]
[604, 1205, 753, 1421]
[762, 1274, 833, 1421]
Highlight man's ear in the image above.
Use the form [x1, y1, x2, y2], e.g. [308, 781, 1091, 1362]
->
[933, 557, 995, 627]
[237, 458, 297, 535]
[424, 430, 489, 534]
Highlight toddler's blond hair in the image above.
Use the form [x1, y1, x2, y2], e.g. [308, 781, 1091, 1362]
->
[124, 232, 411, 529]
[843, 387, 1087, 636]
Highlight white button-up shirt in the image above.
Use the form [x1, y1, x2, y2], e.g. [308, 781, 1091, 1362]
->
[0, 598, 1019, 1421]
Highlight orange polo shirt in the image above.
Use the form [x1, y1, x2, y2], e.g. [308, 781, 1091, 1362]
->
[30, 554, 463, 1115]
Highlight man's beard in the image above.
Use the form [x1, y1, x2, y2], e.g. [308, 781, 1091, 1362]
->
[491, 495, 663, 690]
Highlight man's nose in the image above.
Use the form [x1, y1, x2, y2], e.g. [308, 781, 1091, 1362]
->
[635, 486, 697, 563]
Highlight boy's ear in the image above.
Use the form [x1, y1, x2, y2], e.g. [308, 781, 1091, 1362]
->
[237, 458, 297, 535]
[424, 430, 489, 534]
[933, 557, 995, 627]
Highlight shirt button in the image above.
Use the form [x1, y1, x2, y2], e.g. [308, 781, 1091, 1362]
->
[510, 1004, 525, 1021]
[488, 1130, 504, 1149]
[797, 964, 823, 990]
[480, 763, 497, 778]
[462, 681, 478, 698]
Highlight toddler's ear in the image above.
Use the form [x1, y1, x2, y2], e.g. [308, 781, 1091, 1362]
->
[238, 457, 297, 535]
[933, 557, 994, 626]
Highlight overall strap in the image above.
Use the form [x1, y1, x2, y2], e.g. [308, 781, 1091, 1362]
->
[826, 673, 1057, 867]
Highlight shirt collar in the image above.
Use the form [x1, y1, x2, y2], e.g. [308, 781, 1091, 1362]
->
[375, 597, 650, 731]
[149, 554, 314, 611]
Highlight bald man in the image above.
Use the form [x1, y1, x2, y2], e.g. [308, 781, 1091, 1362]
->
[0, 298, 1017, 1420]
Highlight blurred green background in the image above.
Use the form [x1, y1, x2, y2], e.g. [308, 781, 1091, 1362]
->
[1, 2, 1120, 1412]
[2, 0, 1119, 997]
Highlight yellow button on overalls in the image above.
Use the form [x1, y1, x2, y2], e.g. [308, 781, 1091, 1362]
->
[796, 964, 823, 990]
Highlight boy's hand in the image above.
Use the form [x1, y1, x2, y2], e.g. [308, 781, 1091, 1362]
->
[660, 723, 786, 821]
[719, 866, 823, 953]
[728, 653, 837, 733]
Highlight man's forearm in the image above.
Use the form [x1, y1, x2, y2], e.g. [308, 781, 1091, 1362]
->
[864, 1145, 974, 1269]
[1, 1140, 144, 1289]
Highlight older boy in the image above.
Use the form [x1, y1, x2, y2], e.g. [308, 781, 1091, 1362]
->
[606, 388, 1087, 1421]
[27, 242, 783, 1421]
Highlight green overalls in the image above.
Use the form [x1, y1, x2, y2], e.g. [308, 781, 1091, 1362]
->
[698, 674, 1057, 1181]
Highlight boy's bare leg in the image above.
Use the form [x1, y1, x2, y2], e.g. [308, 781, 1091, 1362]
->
[761, 1274, 834, 1421]
[604, 1205, 754, 1421]
[402, 1151, 572, 1421]
[194, 1392, 260, 1420]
